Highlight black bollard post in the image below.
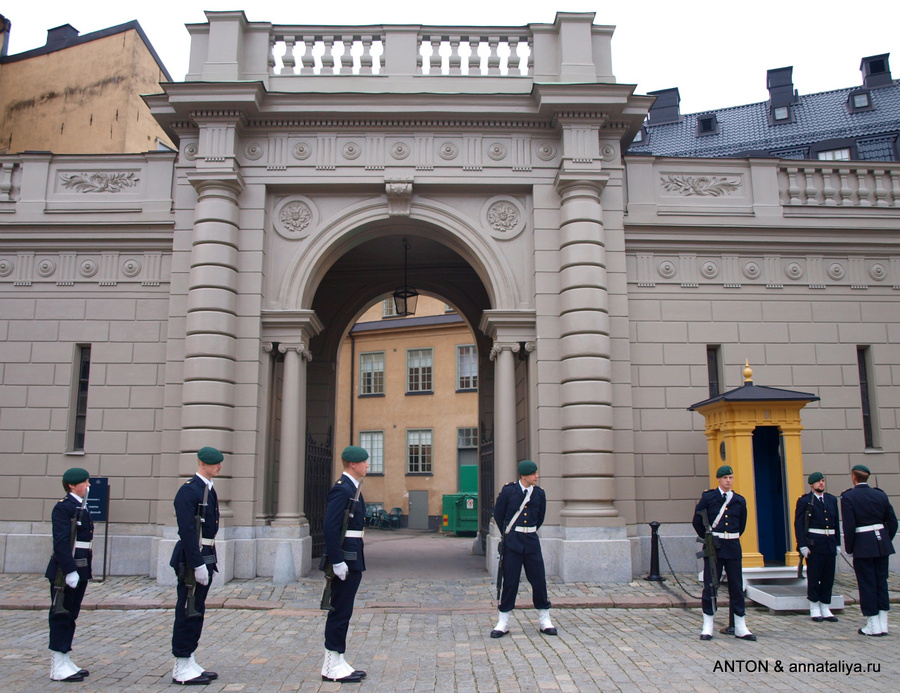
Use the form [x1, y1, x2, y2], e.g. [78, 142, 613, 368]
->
[644, 521, 666, 582]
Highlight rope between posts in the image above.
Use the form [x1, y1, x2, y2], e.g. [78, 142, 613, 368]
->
[657, 534, 709, 601]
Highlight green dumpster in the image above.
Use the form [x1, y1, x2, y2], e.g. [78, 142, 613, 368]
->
[442, 492, 478, 536]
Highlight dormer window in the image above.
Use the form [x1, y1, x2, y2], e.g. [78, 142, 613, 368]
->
[817, 148, 851, 161]
[773, 106, 790, 121]
[696, 114, 719, 136]
[848, 89, 873, 112]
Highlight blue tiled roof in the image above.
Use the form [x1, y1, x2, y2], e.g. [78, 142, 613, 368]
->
[629, 81, 900, 158]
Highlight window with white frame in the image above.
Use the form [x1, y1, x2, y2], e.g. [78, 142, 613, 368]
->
[407, 348, 433, 393]
[407, 429, 433, 474]
[359, 352, 385, 395]
[359, 431, 384, 474]
[817, 148, 851, 161]
[457, 427, 478, 448]
[382, 298, 398, 318]
[456, 344, 478, 390]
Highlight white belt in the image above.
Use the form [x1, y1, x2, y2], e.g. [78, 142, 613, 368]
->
[712, 532, 740, 540]
[514, 526, 537, 533]
[856, 524, 884, 533]
[808, 528, 835, 535]
[74, 541, 92, 549]
[344, 529, 365, 538]
[201, 538, 216, 546]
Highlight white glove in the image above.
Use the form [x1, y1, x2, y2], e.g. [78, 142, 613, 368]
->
[332, 562, 349, 581]
[194, 564, 209, 586]
[65, 571, 79, 589]
[799, 546, 810, 558]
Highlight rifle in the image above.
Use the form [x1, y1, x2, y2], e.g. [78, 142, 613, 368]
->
[183, 482, 209, 619]
[496, 537, 505, 601]
[696, 508, 719, 613]
[51, 490, 88, 616]
[321, 479, 363, 611]
[798, 494, 814, 579]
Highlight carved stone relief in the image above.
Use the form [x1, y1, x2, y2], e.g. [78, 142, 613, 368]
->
[660, 174, 741, 197]
[59, 172, 140, 193]
[482, 196, 526, 240]
[273, 196, 318, 240]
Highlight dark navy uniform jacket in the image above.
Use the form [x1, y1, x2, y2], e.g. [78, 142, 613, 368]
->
[841, 483, 898, 558]
[169, 475, 220, 573]
[322, 474, 366, 572]
[493, 482, 546, 554]
[45, 493, 94, 581]
[692, 488, 747, 561]
[794, 491, 840, 554]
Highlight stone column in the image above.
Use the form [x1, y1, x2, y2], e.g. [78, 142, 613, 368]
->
[180, 173, 244, 520]
[490, 341, 519, 490]
[273, 342, 311, 525]
[555, 179, 617, 522]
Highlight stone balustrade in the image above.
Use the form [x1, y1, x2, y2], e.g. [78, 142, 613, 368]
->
[778, 163, 900, 208]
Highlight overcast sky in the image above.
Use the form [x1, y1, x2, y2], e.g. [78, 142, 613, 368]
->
[4, 1, 899, 114]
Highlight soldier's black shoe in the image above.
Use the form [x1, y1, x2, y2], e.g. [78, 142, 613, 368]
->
[823, 616, 839, 622]
[858, 628, 885, 636]
[77, 669, 89, 677]
[490, 629, 508, 638]
[699, 634, 712, 641]
[59, 673, 85, 682]
[735, 633, 757, 641]
[201, 671, 217, 680]
[811, 616, 824, 622]
[172, 674, 212, 685]
[352, 670, 367, 678]
[539, 627, 558, 635]
[321, 673, 363, 682]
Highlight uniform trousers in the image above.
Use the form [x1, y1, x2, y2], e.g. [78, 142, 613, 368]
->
[701, 556, 745, 617]
[853, 556, 890, 616]
[324, 570, 362, 653]
[172, 573, 213, 657]
[499, 547, 550, 613]
[48, 580, 88, 653]
[805, 552, 836, 604]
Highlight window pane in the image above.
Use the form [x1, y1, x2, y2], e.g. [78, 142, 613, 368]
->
[359, 352, 384, 395]
[73, 345, 92, 451]
[457, 427, 478, 448]
[359, 431, 384, 474]
[407, 429, 433, 473]
[457, 344, 478, 390]
[407, 348, 433, 392]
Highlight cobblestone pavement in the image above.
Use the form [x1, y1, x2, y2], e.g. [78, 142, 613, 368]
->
[2, 533, 898, 692]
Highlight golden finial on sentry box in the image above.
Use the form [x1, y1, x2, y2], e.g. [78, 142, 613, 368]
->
[742, 359, 753, 383]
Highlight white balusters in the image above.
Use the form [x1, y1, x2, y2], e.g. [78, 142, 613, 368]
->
[779, 163, 900, 209]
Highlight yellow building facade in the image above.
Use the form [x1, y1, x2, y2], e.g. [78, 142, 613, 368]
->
[334, 296, 479, 527]
[0, 21, 174, 154]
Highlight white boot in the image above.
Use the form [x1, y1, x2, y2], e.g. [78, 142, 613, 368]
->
[322, 649, 359, 682]
[338, 653, 366, 678]
[537, 608, 557, 635]
[878, 611, 889, 634]
[858, 614, 883, 636]
[490, 610, 509, 638]
[819, 603, 838, 621]
[700, 613, 715, 640]
[189, 653, 217, 680]
[809, 601, 822, 621]
[50, 650, 81, 681]
[173, 656, 207, 683]
[733, 614, 756, 640]
[63, 652, 87, 676]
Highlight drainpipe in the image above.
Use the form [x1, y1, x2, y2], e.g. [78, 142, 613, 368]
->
[349, 331, 355, 446]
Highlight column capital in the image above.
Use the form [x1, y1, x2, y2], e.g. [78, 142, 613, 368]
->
[554, 170, 609, 195]
[278, 342, 312, 361]
[186, 169, 245, 196]
[489, 341, 520, 361]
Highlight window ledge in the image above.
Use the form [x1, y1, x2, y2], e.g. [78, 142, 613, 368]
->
[405, 391, 433, 396]
[358, 393, 385, 398]
[863, 447, 884, 454]
[64, 450, 86, 456]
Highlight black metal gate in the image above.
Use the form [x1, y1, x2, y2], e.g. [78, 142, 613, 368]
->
[304, 427, 333, 558]
[479, 422, 494, 552]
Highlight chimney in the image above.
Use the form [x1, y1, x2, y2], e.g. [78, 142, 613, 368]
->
[647, 88, 681, 125]
[766, 66, 796, 108]
[0, 14, 11, 58]
[45, 24, 79, 49]
[860, 54, 892, 88]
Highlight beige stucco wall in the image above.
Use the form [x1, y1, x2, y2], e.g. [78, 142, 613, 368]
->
[0, 30, 174, 154]
[334, 296, 478, 519]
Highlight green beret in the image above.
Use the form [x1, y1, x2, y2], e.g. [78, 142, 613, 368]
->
[62, 467, 90, 485]
[716, 465, 733, 478]
[197, 447, 224, 465]
[807, 472, 824, 485]
[851, 464, 870, 475]
[341, 446, 369, 463]
[518, 460, 538, 476]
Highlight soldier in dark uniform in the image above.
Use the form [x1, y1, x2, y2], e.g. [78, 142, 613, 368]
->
[692, 465, 756, 641]
[490, 459, 556, 638]
[321, 445, 369, 683]
[794, 471, 840, 622]
[169, 447, 222, 685]
[841, 464, 898, 636]
[45, 467, 94, 681]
